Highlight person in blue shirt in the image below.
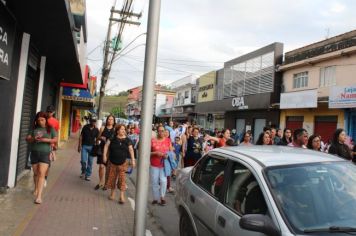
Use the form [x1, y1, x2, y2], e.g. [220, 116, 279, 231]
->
[173, 136, 182, 170]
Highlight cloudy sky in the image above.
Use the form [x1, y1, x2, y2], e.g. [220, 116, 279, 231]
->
[86, 0, 356, 94]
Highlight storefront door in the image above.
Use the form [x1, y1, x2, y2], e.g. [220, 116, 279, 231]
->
[254, 119, 266, 143]
[286, 116, 304, 133]
[314, 116, 337, 143]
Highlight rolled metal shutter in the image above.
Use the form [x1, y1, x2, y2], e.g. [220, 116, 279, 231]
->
[16, 49, 39, 177]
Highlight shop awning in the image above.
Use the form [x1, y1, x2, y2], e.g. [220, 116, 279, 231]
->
[62, 87, 94, 104]
[7, 0, 83, 84]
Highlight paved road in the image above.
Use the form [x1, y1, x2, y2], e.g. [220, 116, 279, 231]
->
[129, 169, 180, 236]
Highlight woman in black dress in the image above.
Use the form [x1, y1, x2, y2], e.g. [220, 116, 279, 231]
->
[94, 115, 116, 190]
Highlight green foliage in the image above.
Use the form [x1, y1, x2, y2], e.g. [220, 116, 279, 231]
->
[111, 106, 126, 118]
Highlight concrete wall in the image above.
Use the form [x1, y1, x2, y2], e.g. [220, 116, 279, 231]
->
[283, 52, 356, 97]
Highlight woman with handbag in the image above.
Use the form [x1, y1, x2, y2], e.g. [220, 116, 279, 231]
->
[26, 111, 57, 204]
[103, 124, 136, 204]
[94, 115, 116, 190]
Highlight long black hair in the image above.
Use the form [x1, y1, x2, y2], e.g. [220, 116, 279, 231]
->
[307, 134, 320, 150]
[331, 128, 345, 145]
[106, 114, 116, 127]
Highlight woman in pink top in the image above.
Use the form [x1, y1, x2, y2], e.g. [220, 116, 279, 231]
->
[150, 125, 172, 206]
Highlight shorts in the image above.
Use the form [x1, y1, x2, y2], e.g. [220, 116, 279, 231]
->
[30, 151, 50, 165]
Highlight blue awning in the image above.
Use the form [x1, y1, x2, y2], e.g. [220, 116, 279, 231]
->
[62, 87, 94, 103]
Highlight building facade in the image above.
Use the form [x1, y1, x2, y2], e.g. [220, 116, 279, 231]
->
[0, 0, 84, 191]
[279, 30, 356, 142]
[168, 75, 198, 123]
[195, 43, 283, 140]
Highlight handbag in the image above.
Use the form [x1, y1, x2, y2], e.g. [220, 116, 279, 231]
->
[91, 144, 102, 156]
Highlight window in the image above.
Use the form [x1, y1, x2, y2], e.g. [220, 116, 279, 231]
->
[192, 155, 228, 199]
[293, 72, 308, 89]
[184, 91, 189, 99]
[225, 162, 267, 215]
[320, 66, 336, 87]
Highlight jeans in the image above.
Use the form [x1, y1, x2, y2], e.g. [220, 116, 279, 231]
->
[150, 166, 167, 201]
[81, 145, 94, 177]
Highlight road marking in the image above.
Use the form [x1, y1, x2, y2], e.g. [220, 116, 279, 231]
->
[146, 229, 153, 236]
[128, 197, 135, 211]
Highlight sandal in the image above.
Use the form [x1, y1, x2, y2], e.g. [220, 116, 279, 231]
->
[108, 196, 115, 201]
[34, 199, 42, 204]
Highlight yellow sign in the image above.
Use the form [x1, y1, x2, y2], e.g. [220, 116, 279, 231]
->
[198, 71, 216, 103]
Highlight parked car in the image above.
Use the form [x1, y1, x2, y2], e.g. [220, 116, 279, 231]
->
[175, 146, 356, 236]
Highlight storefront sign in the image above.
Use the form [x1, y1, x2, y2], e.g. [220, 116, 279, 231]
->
[198, 71, 216, 102]
[62, 87, 94, 103]
[198, 84, 214, 92]
[232, 96, 248, 110]
[280, 90, 318, 109]
[172, 107, 183, 113]
[329, 85, 356, 108]
[0, 5, 16, 80]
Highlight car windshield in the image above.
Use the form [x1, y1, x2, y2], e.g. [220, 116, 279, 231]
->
[265, 162, 356, 234]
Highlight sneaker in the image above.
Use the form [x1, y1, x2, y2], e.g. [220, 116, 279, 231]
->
[151, 200, 158, 205]
[80, 173, 85, 179]
[85, 176, 91, 181]
[167, 187, 175, 193]
[160, 199, 166, 206]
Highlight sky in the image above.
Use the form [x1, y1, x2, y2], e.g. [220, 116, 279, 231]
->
[86, 0, 356, 94]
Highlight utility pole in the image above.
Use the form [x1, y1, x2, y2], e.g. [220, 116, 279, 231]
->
[97, 2, 141, 119]
[133, 0, 161, 235]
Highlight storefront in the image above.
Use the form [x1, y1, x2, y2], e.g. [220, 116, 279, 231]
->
[0, 1, 84, 190]
[330, 84, 356, 141]
[280, 90, 344, 143]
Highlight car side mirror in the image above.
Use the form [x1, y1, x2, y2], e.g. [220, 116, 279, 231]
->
[239, 214, 280, 236]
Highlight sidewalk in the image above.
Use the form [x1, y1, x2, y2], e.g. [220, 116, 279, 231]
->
[0, 135, 164, 236]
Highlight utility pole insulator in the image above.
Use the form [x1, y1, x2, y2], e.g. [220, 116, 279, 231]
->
[110, 18, 141, 26]
[111, 9, 142, 18]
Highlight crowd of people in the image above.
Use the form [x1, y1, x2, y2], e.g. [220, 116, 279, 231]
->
[27, 111, 356, 205]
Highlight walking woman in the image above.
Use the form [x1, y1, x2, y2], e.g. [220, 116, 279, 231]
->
[94, 115, 116, 190]
[239, 132, 253, 146]
[256, 132, 272, 145]
[184, 127, 203, 167]
[279, 128, 293, 146]
[328, 129, 352, 160]
[103, 124, 136, 203]
[26, 112, 57, 204]
[307, 134, 322, 151]
[206, 129, 232, 148]
[150, 125, 172, 206]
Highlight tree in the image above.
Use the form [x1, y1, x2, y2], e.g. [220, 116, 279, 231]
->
[111, 106, 126, 118]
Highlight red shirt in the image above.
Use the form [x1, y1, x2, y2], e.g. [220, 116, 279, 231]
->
[47, 117, 60, 132]
[151, 137, 171, 168]
[217, 138, 227, 148]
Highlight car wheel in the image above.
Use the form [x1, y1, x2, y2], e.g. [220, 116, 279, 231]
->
[179, 211, 196, 236]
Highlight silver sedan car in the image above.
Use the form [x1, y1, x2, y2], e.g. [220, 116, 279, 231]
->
[175, 146, 356, 236]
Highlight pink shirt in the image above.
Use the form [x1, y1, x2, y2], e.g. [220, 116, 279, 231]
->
[151, 137, 171, 168]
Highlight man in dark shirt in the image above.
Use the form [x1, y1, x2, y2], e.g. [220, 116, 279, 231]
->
[78, 117, 99, 181]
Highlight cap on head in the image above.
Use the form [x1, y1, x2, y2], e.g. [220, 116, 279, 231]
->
[46, 105, 55, 113]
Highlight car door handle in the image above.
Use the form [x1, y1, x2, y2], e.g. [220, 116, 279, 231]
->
[190, 195, 195, 203]
[218, 216, 226, 227]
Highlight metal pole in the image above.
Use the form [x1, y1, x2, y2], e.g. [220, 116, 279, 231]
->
[133, 0, 161, 235]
